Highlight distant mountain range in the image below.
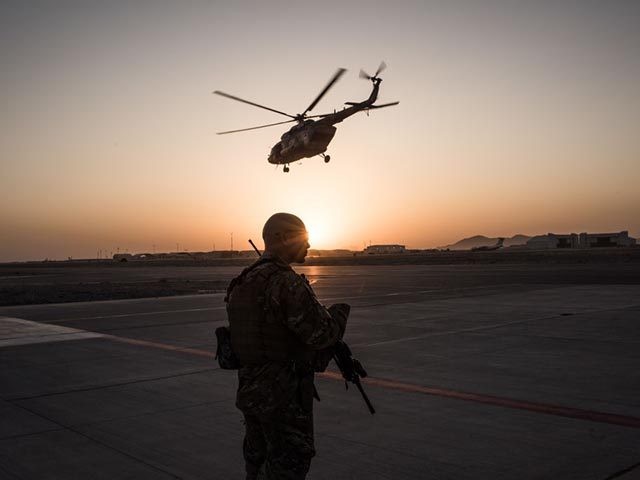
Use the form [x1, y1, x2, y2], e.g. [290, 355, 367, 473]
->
[441, 234, 531, 251]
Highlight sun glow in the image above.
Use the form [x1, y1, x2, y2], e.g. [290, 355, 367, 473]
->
[300, 210, 337, 250]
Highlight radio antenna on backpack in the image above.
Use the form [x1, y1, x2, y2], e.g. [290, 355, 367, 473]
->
[248, 239, 261, 256]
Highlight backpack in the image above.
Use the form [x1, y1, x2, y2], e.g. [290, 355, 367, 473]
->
[215, 257, 285, 370]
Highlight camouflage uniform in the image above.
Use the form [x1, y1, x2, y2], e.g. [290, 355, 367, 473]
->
[226, 253, 347, 480]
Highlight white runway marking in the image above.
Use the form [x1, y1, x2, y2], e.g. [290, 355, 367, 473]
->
[319, 283, 524, 303]
[45, 284, 524, 323]
[357, 302, 640, 348]
[0, 317, 104, 347]
[53, 306, 226, 322]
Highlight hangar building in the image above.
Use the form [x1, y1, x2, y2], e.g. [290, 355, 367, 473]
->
[526, 231, 636, 249]
[364, 244, 406, 254]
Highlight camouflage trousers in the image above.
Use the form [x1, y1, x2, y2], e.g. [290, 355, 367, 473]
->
[241, 378, 316, 479]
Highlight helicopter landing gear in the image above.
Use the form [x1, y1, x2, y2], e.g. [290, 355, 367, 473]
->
[321, 153, 331, 163]
[283, 165, 290, 173]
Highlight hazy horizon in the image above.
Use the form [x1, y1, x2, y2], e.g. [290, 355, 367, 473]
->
[2, 1, 639, 262]
[3, 229, 638, 263]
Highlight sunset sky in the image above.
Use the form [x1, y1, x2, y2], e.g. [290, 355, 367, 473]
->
[2, 1, 639, 261]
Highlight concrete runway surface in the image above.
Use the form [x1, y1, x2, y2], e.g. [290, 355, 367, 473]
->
[1, 264, 639, 479]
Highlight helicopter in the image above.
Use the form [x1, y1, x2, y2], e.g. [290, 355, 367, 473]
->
[213, 62, 398, 172]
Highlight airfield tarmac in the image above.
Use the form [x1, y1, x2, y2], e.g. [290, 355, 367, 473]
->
[1, 263, 639, 479]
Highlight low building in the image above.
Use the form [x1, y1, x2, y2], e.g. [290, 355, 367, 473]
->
[364, 244, 406, 254]
[526, 233, 579, 249]
[579, 231, 636, 248]
[526, 231, 635, 249]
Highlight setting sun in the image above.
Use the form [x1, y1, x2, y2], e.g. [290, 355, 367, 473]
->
[299, 209, 339, 250]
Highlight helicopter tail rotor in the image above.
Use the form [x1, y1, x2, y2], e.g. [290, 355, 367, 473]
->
[359, 69, 371, 80]
[359, 61, 387, 81]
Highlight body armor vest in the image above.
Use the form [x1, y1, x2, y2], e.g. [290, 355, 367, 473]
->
[226, 259, 303, 366]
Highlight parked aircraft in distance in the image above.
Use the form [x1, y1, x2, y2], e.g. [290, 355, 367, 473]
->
[471, 238, 505, 251]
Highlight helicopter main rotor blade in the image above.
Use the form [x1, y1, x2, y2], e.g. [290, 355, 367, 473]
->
[213, 91, 296, 119]
[302, 68, 347, 116]
[216, 119, 296, 135]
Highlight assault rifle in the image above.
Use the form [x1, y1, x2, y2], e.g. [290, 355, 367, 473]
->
[333, 340, 376, 415]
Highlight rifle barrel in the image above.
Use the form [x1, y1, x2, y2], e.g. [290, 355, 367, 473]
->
[355, 377, 376, 415]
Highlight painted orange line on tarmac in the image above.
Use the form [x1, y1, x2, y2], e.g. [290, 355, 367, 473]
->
[105, 334, 216, 359]
[104, 334, 640, 430]
[318, 372, 640, 429]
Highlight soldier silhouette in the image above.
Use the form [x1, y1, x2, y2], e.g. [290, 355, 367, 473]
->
[225, 212, 350, 479]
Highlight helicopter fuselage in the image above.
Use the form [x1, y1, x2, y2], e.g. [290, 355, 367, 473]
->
[268, 122, 336, 165]
[268, 79, 381, 165]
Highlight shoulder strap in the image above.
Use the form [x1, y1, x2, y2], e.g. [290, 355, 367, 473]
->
[224, 257, 289, 302]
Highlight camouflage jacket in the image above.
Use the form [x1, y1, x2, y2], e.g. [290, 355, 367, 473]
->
[233, 253, 346, 415]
